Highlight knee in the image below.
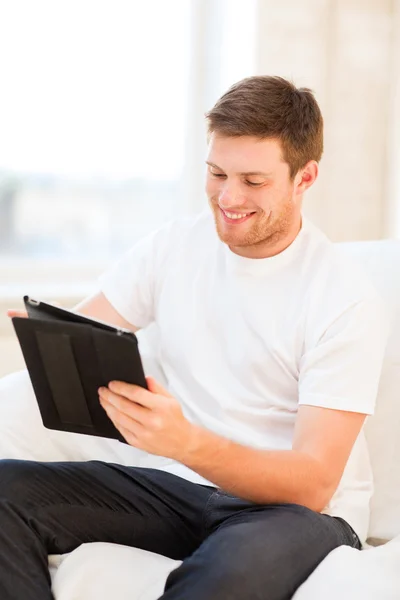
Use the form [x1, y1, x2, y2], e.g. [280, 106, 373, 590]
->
[167, 558, 265, 600]
[0, 459, 40, 505]
[166, 534, 272, 600]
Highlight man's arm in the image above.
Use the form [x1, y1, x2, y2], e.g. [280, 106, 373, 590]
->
[179, 405, 366, 512]
[72, 291, 140, 333]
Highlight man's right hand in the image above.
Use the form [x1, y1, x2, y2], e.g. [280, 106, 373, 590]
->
[7, 309, 28, 319]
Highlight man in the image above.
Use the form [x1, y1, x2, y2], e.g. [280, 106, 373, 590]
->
[4, 76, 389, 599]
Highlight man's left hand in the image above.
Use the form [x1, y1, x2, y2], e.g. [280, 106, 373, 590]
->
[98, 377, 196, 461]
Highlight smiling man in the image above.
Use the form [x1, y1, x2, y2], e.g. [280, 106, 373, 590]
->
[206, 134, 313, 257]
[1, 76, 389, 600]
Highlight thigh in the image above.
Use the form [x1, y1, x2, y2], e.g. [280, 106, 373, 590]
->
[0, 459, 211, 560]
[164, 501, 358, 600]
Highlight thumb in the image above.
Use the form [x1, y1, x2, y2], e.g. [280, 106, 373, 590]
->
[146, 376, 172, 397]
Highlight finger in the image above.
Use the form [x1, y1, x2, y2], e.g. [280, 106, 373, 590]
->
[108, 381, 156, 409]
[100, 398, 139, 444]
[117, 425, 140, 448]
[100, 397, 143, 432]
[99, 388, 149, 422]
[100, 400, 144, 448]
[7, 309, 28, 318]
[146, 376, 173, 397]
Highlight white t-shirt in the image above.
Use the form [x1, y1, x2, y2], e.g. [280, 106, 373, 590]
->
[98, 209, 389, 544]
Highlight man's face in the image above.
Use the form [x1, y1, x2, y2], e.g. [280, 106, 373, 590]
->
[206, 134, 302, 257]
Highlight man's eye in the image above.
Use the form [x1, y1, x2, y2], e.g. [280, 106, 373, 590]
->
[245, 181, 263, 187]
[211, 171, 226, 178]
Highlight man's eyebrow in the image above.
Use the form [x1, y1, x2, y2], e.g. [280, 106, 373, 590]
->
[205, 161, 272, 177]
[240, 170, 273, 177]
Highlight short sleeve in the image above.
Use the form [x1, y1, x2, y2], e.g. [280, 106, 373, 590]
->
[298, 295, 390, 415]
[97, 228, 161, 329]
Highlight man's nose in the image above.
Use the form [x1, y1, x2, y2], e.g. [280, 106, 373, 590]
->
[218, 182, 246, 208]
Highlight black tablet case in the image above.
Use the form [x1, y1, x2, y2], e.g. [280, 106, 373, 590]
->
[11, 298, 147, 443]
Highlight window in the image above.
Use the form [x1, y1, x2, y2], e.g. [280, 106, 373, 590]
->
[0, 0, 192, 260]
[0, 0, 257, 267]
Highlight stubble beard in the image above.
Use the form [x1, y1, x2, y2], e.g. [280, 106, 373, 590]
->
[209, 193, 297, 251]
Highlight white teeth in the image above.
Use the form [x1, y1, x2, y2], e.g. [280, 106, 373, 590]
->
[224, 211, 248, 220]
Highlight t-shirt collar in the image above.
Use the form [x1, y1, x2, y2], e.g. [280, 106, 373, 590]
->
[221, 216, 310, 276]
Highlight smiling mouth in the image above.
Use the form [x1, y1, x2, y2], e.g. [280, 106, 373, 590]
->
[219, 207, 256, 224]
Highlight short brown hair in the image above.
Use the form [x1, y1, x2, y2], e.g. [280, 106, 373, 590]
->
[206, 75, 323, 179]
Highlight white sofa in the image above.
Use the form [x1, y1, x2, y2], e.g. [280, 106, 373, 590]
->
[1, 239, 400, 599]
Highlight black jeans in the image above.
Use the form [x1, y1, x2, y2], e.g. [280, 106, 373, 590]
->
[0, 459, 361, 600]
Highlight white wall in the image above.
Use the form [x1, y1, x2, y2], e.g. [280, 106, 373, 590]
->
[255, 0, 399, 241]
[384, 0, 400, 238]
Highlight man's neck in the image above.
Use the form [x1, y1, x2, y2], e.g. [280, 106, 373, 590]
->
[228, 216, 303, 260]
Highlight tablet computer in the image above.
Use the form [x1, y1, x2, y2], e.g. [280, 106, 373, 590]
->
[11, 296, 148, 443]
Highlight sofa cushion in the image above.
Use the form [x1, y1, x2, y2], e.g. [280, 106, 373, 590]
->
[337, 240, 400, 541]
[293, 535, 400, 600]
[51, 543, 181, 600]
[49, 536, 400, 600]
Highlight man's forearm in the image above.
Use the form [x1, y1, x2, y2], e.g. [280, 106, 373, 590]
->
[180, 425, 331, 512]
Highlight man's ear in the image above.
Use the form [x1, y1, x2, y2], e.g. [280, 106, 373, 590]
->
[294, 161, 318, 195]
